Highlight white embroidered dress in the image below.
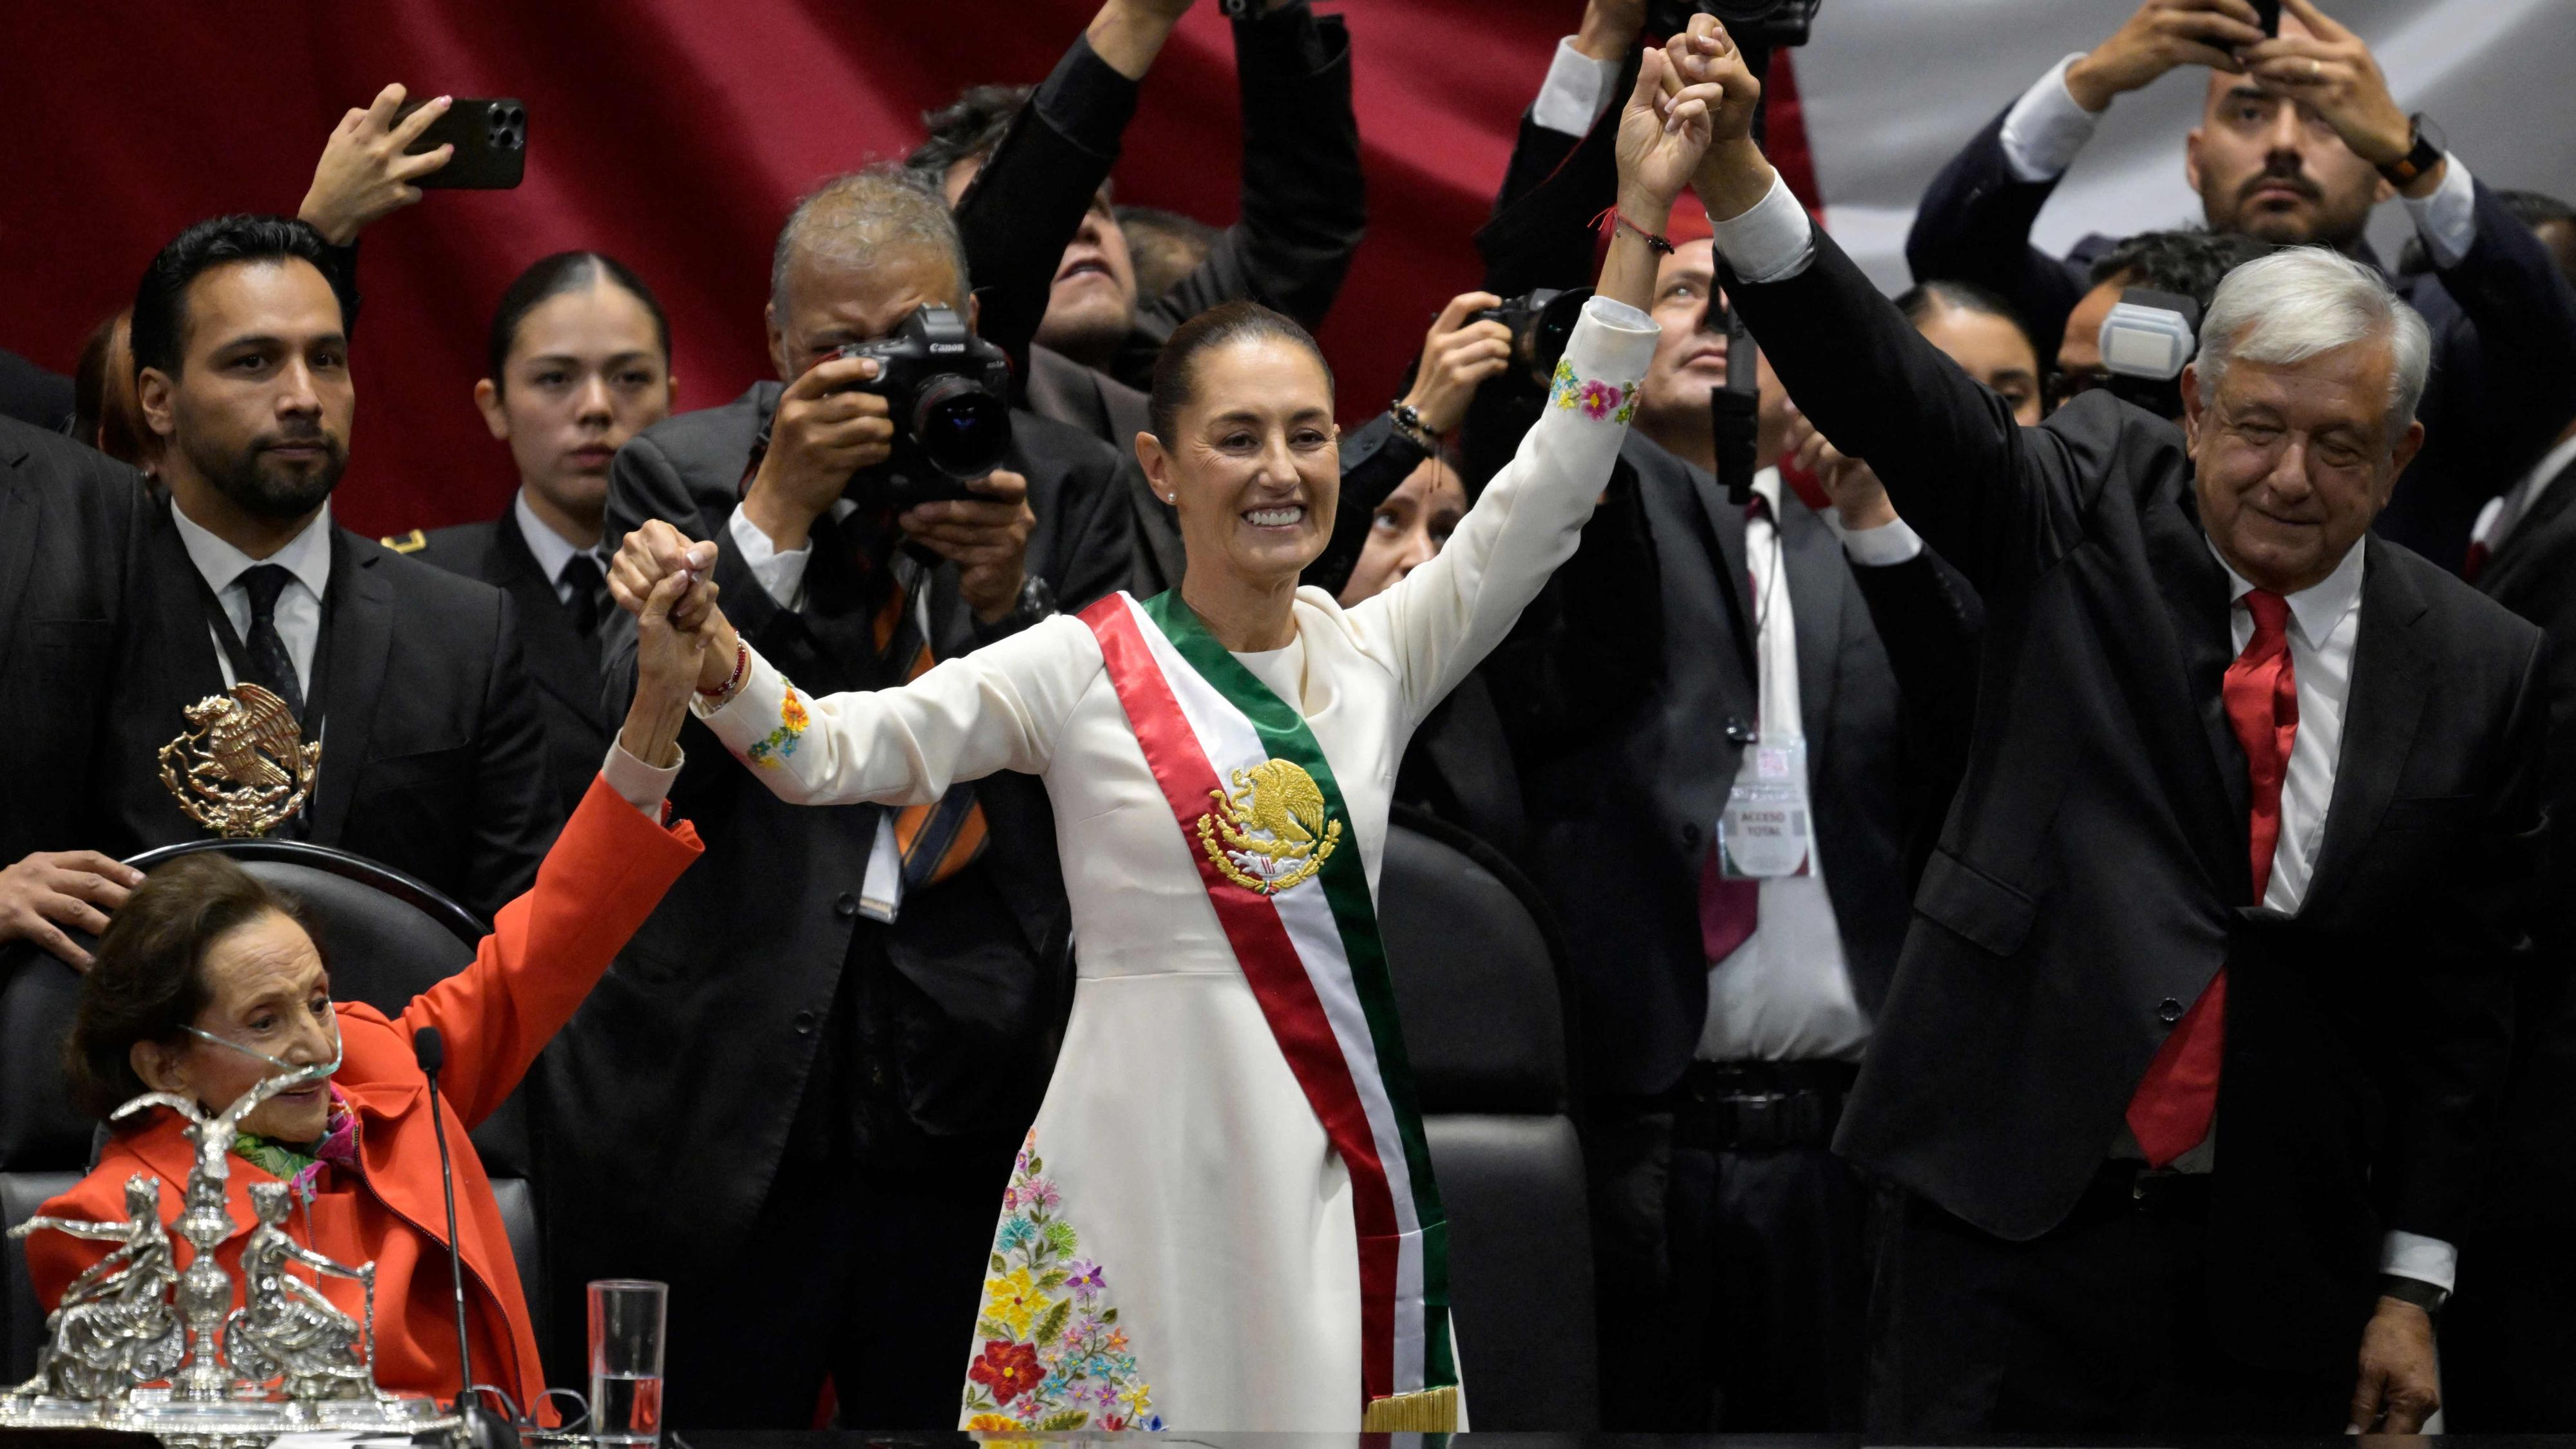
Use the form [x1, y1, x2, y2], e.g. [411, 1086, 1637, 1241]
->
[694, 299, 1656, 1430]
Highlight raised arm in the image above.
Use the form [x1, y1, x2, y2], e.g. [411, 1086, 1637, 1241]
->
[1126, 0, 1366, 379]
[1357, 55, 1698, 721]
[1674, 17, 2103, 595]
[612, 520, 1097, 808]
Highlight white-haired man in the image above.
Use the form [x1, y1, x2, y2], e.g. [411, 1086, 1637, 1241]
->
[1665, 18, 2546, 1438]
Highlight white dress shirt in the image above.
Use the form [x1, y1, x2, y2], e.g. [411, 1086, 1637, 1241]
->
[1699, 468, 1871, 1064]
[1998, 54, 2481, 268]
[514, 488, 610, 605]
[1705, 182, 2452, 1287]
[1530, 37, 1624, 137]
[168, 498, 332, 699]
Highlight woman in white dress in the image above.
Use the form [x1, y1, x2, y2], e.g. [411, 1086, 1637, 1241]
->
[607, 49, 1736, 1432]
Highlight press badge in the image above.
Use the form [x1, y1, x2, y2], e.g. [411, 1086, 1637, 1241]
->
[1717, 732, 1814, 879]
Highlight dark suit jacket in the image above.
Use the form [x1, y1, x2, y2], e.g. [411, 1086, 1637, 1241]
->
[1746, 224, 2546, 1373]
[1848, 548, 1987, 893]
[547, 382, 1133, 1257]
[0, 350, 75, 437]
[91, 502, 556, 922]
[956, 3, 1365, 395]
[2450, 441, 2576, 1428]
[1905, 109, 2576, 567]
[1523, 435, 1917, 1099]
[0, 418, 150, 864]
[408, 508, 614, 826]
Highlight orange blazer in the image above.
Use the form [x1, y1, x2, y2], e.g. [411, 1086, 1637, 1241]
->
[28, 775, 702, 1412]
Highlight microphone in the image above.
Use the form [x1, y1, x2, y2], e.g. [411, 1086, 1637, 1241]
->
[416, 1027, 521, 1449]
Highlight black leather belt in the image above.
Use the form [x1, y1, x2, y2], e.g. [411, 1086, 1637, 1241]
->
[1673, 1059, 1859, 1152]
[2067, 1158, 2215, 1225]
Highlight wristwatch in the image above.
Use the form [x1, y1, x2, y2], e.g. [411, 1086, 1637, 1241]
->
[975, 572, 1058, 641]
[2379, 1274, 2448, 1318]
[2379, 112, 2447, 189]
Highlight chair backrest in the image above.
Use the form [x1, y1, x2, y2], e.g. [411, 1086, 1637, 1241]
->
[1378, 810, 1596, 1429]
[0, 840, 545, 1381]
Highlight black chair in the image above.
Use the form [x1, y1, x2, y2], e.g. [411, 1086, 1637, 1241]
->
[0, 839, 546, 1381]
[1379, 806, 1595, 1429]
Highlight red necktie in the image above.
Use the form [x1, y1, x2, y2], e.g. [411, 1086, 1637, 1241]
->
[2125, 588, 2298, 1166]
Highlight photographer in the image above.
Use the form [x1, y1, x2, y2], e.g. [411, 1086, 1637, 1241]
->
[547, 167, 1131, 1430]
[912, 0, 1364, 444]
[1906, 0, 2576, 568]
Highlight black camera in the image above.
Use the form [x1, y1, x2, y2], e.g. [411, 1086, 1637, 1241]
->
[1644, 0, 1823, 48]
[831, 304, 1015, 508]
[1475, 287, 1594, 393]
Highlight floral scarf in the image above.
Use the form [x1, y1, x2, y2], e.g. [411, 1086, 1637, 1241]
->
[231, 1084, 359, 1203]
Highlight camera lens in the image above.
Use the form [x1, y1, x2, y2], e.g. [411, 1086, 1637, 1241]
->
[911, 377, 1012, 480]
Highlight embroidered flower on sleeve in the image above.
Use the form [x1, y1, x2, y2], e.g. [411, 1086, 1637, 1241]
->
[1547, 355, 1640, 424]
[745, 682, 810, 769]
[961, 1130, 1159, 1432]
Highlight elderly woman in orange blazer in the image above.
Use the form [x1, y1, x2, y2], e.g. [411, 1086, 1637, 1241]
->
[24, 569, 719, 1414]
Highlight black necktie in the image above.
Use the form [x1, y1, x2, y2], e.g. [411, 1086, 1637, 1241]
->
[560, 553, 608, 643]
[237, 564, 307, 721]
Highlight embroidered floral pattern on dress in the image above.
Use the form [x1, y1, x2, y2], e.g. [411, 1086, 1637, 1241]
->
[961, 1132, 1162, 1432]
[1548, 356, 1640, 424]
[744, 683, 810, 770]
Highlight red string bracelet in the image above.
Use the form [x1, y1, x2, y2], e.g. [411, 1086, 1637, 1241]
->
[1590, 205, 1675, 255]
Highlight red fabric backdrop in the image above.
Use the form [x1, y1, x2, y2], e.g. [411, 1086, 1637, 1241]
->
[0, 0, 1648, 538]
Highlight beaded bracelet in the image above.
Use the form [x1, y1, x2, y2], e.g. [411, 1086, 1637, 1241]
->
[699, 640, 750, 702]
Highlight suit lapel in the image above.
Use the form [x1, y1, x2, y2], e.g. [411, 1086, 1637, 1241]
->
[307, 531, 393, 842]
[1683, 457, 1761, 685]
[0, 449, 41, 672]
[2143, 484, 2254, 896]
[2479, 452, 2576, 597]
[493, 509, 609, 728]
[2302, 536, 2432, 912]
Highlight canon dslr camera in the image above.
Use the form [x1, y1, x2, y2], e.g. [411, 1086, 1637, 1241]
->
[1474, 287, 1595, 395]
[831, 304, 1014, 508]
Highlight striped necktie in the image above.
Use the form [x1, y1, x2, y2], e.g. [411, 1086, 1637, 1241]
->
[874, 553, 989, 892]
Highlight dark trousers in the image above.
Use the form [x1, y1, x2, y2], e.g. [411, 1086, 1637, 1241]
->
[659, 1148, 1004, 1430]
[1588, 1061, 1871, 1432]
[1869, 1165, 2350, 1435]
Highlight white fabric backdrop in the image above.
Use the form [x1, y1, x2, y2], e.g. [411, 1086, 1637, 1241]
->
[1792, 0, 2576, 294]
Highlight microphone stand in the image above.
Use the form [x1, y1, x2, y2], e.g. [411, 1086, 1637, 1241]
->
[417, 1027, 522, 1449]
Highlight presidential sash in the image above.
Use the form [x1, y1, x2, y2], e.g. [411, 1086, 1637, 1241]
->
[1080, 591, 1457, 1426]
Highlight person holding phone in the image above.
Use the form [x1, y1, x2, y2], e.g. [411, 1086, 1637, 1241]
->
[1904, 0, 2576, 573]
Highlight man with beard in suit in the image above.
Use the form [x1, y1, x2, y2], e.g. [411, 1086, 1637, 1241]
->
[88, 214, 553, 922]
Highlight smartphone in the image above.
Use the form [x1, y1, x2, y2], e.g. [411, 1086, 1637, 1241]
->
[2250, 0, 2282, 37]
[393, 97, 527, 189]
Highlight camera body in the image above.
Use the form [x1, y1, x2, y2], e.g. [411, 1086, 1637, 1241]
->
[1473, 287, 1595, 394]
[1643, 0, 1823, 49]
[831, 304, 1016, 509]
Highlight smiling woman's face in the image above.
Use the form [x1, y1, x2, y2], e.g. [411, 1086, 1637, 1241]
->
[131, 911, 339, 1142]
[1142, 336, 1341, 590]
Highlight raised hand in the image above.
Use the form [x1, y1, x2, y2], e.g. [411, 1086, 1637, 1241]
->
[1664, 15, 1776, 223]
[2239, 0, 2421, 184]
[622, 570, 724, 768]
[610, 520, 716, 621]
[1573, 0, 1649, 62]
[297, 84, 455, 245]
[898, 469, 1037, 623]
[1787, 408, 1896, 533]
[2063, 1, 2267, 113]
[1087, 0, 1197, 80]
[1398, 294, 1513, 437]
[1615, 48, 1728, 218]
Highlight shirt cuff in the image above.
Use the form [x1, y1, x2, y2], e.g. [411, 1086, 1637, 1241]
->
[2380, 1229, 2458, 1294]
[600, 739, 683, 819]
[1531, 37, 1622, 138]
[2401, 153, 2478, 272]
[1710, 173, 1817, 285]
[1840, 515, 1926, 566]
[728, 507, 811, 609]
[1999, 54, 2103, 184]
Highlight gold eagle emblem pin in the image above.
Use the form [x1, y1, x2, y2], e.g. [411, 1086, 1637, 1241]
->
[1197, 758, 1342, 895]
[156, 683, 323, 838]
